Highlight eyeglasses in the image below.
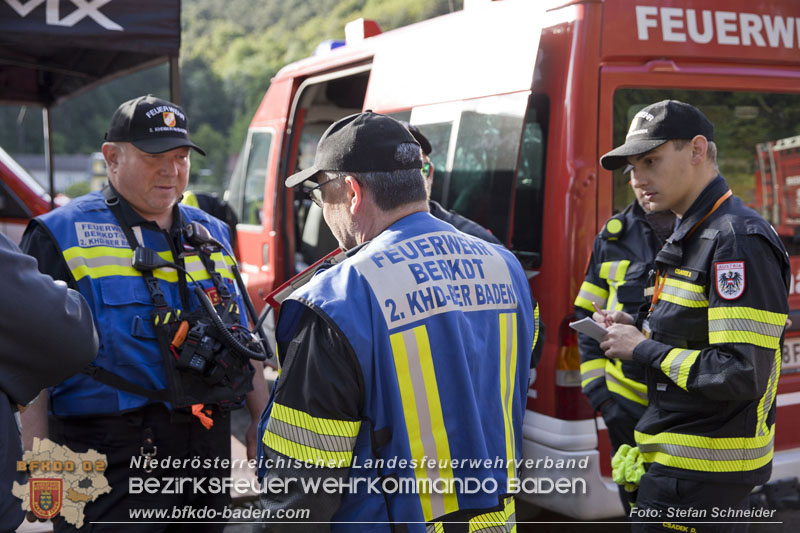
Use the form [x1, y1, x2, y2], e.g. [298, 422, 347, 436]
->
[305, 176, 341, 207]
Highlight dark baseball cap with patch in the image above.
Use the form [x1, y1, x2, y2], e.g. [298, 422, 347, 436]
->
[600, 100, 714, 170]
[285, 111, 421, 187]
[104, 95, 206, 156]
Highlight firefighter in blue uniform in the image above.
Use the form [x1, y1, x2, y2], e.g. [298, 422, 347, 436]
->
[574, 189, 674, 512]
[597, 100, 790, 532]
[20, 95, 268, 532]
[256, 112, 542, 531]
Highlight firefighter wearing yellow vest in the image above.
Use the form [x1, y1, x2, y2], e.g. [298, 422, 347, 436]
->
[597, 100, 789, 532]
[574, 189, 674, 513]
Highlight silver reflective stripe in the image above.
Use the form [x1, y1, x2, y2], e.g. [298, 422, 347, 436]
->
[581, 368, 605, 381]
[708, 318, 784, 339]
[400, 328, 446, 519]
[577, 288, 607, 309]
[666, 349, 695, 385]
[606, 373, 648, 404]
[264, 418, 357, 453]
[66, 254, 129, 271]
[605, 261, 623, 281]
[638, 434, 774, 462]
[661, 285, 707, 302]
[759, 351, 778, 437]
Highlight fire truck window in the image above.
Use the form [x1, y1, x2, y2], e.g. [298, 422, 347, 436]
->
[511, 95, 548, 268]
[447, 93, 528, 243]
[613, 89, 800, 254]
[227, 130, 273, 227]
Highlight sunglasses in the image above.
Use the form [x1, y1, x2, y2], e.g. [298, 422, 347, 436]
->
[305, 176, 341, 207]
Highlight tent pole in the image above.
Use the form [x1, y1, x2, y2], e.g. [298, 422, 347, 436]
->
[43, 107, 55, 210]
[169, 56, 181, 105]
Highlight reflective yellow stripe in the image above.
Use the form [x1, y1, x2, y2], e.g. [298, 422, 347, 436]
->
[499, 313, 518, 483]
[659, 278, 708, 308]
[468, 496, 516, 532]
[531, 304, 540, 353]
[635, 427, 774, 472]
[575, 282, 608, 312]
[262, 403, 360, 467]
[599, 260, 630, 282]
[756, 348, 781, 436]
[660, 348, 700, 391]
[580, 359, 606, 389]
[708, 307, 786, 350]
[391, 326, 458, 521]
[64, 246, 235, 283]
[606, 360, 648, 405]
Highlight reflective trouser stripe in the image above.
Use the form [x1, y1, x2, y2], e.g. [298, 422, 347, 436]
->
[64, 245, 235, 283]
[391, 326, 459, 521]
[426, 523, 445, 533]
[635, 427, 774, 472]
[660, 348, 700, 391]
[499, 313, 518, 483]
[708, 306, 786, 349]
[580, 359, 606, 389]
[606, 360, 648, 406]
[574, 281, 608, 313]
[659, 278, 708, 308]
[531, 304, 540, 353]
[262, 402, 360, 467]
[468, 497, 516, 532]
[756, 348, 781, 436]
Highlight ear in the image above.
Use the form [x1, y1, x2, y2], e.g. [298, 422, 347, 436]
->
[101, 143, 120, 173]
[690, 135, 708, 165]
[344, 175, 363, 214]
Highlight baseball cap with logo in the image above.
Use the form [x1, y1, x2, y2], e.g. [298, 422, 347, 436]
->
[600, 100, 714, 171]
[285, 111, 421, 187]
[104, 95, 206, 156]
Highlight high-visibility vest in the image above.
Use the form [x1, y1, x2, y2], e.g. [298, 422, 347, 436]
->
[260, 212, 539, 528]
[35, 190, 242, 416]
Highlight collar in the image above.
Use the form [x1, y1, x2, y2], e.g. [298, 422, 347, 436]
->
[667, 175, 729, 243]
[103, 183, 184, 236]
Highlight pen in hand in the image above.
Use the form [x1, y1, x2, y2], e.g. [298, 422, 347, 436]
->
[592, 301, 613, 328]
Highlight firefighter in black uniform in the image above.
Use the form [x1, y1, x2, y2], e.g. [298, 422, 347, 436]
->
[574, 189, 675, 513]
[597, 100, 789, 532]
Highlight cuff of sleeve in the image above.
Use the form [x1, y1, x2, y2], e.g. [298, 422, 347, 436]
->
[632, 339, 671, 367]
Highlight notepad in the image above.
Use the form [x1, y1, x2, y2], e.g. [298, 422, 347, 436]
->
[569, 317, 609, 342]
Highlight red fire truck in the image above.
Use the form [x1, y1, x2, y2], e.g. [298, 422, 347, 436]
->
[0, 144, 49, 242]
[227, 0, 800, 519]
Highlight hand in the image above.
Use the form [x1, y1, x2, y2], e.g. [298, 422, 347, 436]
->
[599, 324, 645, 360]
[591, 309, 635, 326]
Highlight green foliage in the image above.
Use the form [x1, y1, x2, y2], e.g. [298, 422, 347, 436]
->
[64, 181, 91, 199]
[0, 0, 457, 192]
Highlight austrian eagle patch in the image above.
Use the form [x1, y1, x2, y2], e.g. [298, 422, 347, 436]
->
[715, 261, 745, 300]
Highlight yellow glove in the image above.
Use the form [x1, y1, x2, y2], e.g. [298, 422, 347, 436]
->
[611, 444, 645, 492]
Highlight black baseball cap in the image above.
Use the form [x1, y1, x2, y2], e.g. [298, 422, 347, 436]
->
[104, 95, 206, 156]
[285, 111, 421, 187]
[600, 100, 714, 170]
[407, 124, 432, 156]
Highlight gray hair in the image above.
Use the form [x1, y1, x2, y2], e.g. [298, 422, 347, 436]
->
[325, 168, 427, 211]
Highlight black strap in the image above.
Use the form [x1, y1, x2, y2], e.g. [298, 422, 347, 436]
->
[83, 364, 170, 401]
[102, 186, 168, 308]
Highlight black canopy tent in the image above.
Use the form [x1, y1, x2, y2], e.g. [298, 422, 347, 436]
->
[0, 0, 182, 208]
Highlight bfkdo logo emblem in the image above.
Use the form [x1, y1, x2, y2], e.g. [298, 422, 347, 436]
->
[163, 111, 176, 127]
[715, 261, 745, 300]
[30, 478, 63, 519]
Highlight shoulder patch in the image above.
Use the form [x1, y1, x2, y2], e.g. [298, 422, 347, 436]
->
[715, 261, 745, 300]
[602, 216, 625, 240]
